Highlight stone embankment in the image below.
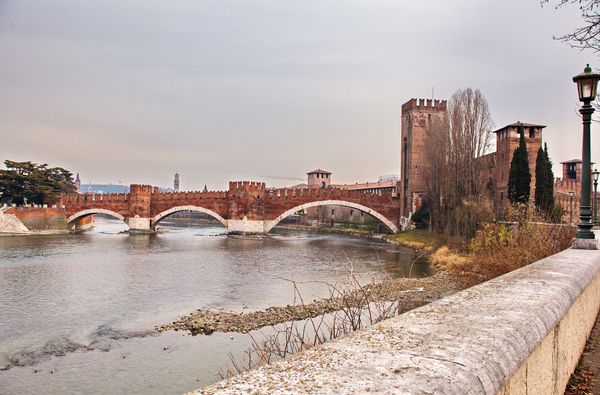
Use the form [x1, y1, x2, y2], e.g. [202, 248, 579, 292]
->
[157, 271, 478, 335]
[0, 212, 29, 234]
[199, 246, 600, 395]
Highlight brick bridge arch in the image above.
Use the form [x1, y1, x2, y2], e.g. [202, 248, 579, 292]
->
[151, 205, 228, 229]
[67, 209, 126, 225]
[265, 200, 399, 233]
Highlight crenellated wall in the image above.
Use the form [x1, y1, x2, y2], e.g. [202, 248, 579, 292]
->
[58, 181, 401, 233]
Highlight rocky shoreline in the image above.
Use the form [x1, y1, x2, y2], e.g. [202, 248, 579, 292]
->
[156, 270, 480, 336]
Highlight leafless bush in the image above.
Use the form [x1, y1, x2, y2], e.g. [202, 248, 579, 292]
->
[217, 262, 404, 379]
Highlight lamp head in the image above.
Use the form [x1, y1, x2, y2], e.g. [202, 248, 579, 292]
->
[573, 64, 600, 102]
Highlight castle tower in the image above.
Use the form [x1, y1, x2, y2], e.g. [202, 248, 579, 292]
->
[493, 122, 545, 208]
[400, 98, 447, 217]
[307, 169, 331, 189]
[174, 173, 180, 192]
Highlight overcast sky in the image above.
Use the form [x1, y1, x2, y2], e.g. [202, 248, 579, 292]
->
[0, 0, 598, 190]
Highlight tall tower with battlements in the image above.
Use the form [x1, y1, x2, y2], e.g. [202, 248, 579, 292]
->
[174, 173, 180, 192]
[399, 98, 447, 218]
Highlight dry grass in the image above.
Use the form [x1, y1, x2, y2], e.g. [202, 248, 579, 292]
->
[430, 246, 472, 271]
[385, 229, 443, 250]
[428, 203, 576, 281]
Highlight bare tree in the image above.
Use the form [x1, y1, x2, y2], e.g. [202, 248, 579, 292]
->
[542, 0, 600, 115]
[542, 0, 600, 52]
[423, 88, 495, 238]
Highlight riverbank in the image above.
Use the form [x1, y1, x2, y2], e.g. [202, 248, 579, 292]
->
[0, 230, 71, 237]
[157, 269, 479, 336]
[273, 223, 377, 238]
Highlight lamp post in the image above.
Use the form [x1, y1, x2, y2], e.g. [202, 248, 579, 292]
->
[593, 168, 599, 227]
[573, 64, 600, 239]
[569, 191, 574, 224]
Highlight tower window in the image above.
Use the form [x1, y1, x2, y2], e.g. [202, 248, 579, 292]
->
[567, 164, 577, 180]
[529, 128, 535, 139]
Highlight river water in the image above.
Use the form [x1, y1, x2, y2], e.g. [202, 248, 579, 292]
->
[0, 218, 431, 394]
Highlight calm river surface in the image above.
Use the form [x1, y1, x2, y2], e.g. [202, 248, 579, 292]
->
[0, 218, 431, 394]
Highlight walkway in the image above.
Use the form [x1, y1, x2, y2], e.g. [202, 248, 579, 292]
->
[566, 310, 600, 394]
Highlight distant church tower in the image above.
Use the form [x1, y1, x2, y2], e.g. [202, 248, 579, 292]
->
[174, 173, 180, 192]
[75, 173, 81, 193]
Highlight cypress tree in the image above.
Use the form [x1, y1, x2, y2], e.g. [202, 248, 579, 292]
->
[508, 126, 531, 204]
[543, 143, 555, 210]
[535, 146, 546, 209]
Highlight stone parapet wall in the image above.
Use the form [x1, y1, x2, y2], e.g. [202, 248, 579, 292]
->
[5, 207, 69, 231]
[199, 246, 600, 394]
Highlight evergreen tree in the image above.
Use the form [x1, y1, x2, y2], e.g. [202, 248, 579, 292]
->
[508, 126, 531, 204]
[535, 144, 555, 212]
[0, 160, 76, 205]
[543, 143, 555, 210]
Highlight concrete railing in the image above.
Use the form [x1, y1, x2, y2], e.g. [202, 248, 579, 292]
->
[199, 245, 600, 394]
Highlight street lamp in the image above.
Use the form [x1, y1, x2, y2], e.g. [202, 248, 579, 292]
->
[593, 168, 599, 227]
[573, 64, 600, 239]
[569, 191, 574, 224]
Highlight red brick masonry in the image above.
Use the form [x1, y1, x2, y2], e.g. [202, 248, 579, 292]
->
[58, 182, 400, 229]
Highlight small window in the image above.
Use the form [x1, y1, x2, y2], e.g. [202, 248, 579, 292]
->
[529, 128, 535, 139]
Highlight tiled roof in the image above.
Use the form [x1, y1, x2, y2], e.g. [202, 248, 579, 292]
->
[493, 122, 546, 133]
[307, 169, 332, 175]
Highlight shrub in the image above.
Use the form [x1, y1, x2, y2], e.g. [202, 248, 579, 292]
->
[468, 221, 575, 279]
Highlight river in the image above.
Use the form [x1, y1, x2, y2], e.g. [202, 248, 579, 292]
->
[0, 217, 431, 394]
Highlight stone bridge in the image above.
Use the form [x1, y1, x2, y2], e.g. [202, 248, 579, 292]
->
[59, 181, 401, 234]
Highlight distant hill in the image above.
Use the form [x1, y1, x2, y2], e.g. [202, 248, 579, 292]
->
[81, 184, 129, 194]
[80, 184, 172, 194]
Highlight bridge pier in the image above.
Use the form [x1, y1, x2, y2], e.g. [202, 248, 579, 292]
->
[127, 216, 153, 234]
[227, 219, 265, 234]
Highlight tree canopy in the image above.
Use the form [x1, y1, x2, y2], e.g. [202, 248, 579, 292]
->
[508, 128, 532, 204]
[0, 160, 77, 205]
